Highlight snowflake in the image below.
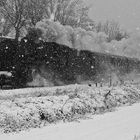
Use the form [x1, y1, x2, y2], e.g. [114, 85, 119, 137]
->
[24, 39, 27, 43]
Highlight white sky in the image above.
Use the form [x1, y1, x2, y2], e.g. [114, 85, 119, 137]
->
[88, 0, 140, 31]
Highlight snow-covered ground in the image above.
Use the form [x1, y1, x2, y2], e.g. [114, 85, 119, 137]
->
[0, 103, 140, 140]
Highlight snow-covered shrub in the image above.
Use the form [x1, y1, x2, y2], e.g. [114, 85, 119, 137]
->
[0, 85, 140, 133]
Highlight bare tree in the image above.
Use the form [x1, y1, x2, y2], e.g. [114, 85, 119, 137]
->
[44, 0, 94, 30]
[0, 0, 94, 40]
[0, 0, 27, 41]
[95, 20, 128, 42]
[0, 0, 48, 40]
[25, 0, 50, 27]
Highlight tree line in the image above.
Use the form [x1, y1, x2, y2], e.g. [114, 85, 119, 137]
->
[0, 0, 128, 42]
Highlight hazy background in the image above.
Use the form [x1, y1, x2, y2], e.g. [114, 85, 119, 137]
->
[88, 0, 140, 31]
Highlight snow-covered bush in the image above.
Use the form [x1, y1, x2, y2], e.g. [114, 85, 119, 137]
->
[0, 84, 140, 133]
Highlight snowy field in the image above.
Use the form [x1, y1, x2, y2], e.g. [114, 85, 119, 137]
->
[0, 102, 140, 140]
[0, 84, 140, 140]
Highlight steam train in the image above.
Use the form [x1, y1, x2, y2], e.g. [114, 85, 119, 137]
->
[0, 36, 140, 89]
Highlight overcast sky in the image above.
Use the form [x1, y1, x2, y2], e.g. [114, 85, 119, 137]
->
[88, 0, 140, 31]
